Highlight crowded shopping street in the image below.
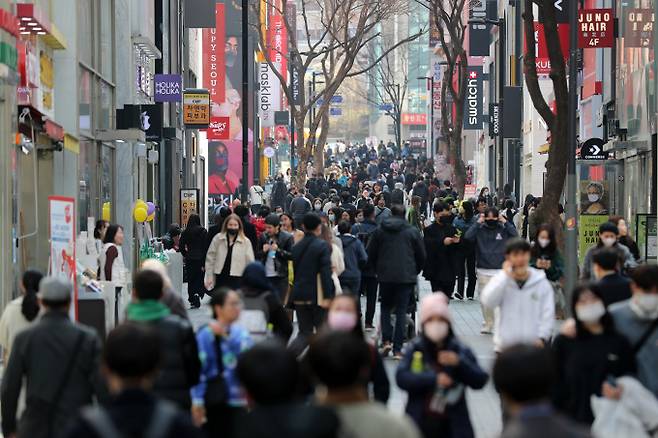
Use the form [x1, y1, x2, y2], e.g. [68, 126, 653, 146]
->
[0, 0, 657, 437]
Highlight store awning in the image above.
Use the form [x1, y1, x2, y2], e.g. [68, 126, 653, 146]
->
[16, 3, 66, 49]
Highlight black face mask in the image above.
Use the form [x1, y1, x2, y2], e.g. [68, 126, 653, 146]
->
[485, 219, 498, 227]
[439, 216, 452, 225]
[227, 229, 238, 236]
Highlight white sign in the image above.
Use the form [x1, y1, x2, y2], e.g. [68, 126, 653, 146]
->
[49, 196, 77, 319]
[258, 63, 281, 127]
[263, 146, 276, 158]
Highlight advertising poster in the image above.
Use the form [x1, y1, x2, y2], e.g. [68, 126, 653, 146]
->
[180, 189, 200, 227]
[578, 215, 608, 264]
[208, 140, 254, 197]
[48, 196, 77, 319]
[580, 180, 609, 215]
[636, 214, 657, 261]
[463, 66, 483, 130]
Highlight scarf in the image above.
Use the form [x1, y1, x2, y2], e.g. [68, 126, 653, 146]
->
[126, 300, 171, 322]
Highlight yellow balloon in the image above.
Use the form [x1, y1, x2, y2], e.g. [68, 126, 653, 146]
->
[146, 212, 155, 222]
[102, 207, 111, 222]
[133, 207, 148, 223]
[135, 199, 147, 211]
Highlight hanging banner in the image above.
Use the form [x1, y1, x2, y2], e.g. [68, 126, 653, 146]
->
[202, 3, 225, 106]
[527, 22, 570, 75]
[468, 0, 490, 56]
[258, 62, 279, 127]
[463, 66, 483, 130]
[48, 196, 78, 319]
[578, 9, 614, 48]
[268, 11, 287, 87]
[624, 9, 654, 48]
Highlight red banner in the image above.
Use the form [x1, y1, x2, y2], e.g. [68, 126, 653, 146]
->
[527, 22, 570, 75]
[578, 9, 614, 48]
[268, 12, 287, 81]
[202, 3, 225, 106]
[401, 113, 427, 125]
[208, 116, 230, 140]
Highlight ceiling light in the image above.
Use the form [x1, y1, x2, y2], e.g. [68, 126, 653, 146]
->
[27, 22, 37, 26]
[20, 31, 30, 35]
[36, 31, 46, 35]
[21, 17, 31, 21]
[33, 27, 41, 31]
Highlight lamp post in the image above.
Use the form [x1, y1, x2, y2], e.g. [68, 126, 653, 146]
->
[241, 0, 249, 202]
[418, 76, 435, 160]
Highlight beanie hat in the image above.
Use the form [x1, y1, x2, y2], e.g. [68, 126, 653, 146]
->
[419, 293, 451, 325]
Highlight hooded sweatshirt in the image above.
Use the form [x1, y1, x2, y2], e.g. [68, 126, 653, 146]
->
[481, 267, 555, 352]
[367, 216, 426, 284]
[464, 221, 518, 269]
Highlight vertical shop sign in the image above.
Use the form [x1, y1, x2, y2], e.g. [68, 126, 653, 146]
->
[183, 90, 210, 127]
[527, 22, 570, 75]
[578, 9, 614, 48]
[48, 196, 78, 319]
[259, 62, 277, 127]
[624, 9, 654, 48]
[180, 189, 199, 227]
[202, 3, 225, 105]
[463, 66, 483, 130]
[468, 0, 490, 56]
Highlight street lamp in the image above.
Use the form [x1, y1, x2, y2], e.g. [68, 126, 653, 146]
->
[469, 16, 505, 195]
[417, 76, 435, 160]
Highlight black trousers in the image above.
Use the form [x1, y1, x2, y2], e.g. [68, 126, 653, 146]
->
[186, 258, 205, 303]
[268, 276, 290, 304]
[204, 405, 244, 438]
[361, 276, 379, 325]
[290, 304, 326, 357]
[430, 278, 455, 300]
[340, 277, 361, 316]
[456, 251, 477, 298]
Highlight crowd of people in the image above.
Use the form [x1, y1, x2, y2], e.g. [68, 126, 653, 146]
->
[0, 143, 656, 438]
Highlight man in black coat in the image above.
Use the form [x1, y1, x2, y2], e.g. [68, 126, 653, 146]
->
[289, 188, 312, 229]
[412, 176, 430, 217]
[423, 202, 459, 299]
[367, 205, 426, 358]
[256, 214, 294, 303]
[592, 247, 632, 307]
[289, 213, 335, 356]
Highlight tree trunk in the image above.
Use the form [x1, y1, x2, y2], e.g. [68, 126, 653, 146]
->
[314, 111, 330, 173]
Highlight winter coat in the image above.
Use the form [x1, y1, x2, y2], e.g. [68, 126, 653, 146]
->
[352, 219, 378, 278]
[179, 225, 208, 261]
[581, 242, 638, 281]
[256, 230, 294, 279]
[205, 232, 255, 278]
[464, 221, 518, 269]
[290, 234, 335, 304]
[422, 222, 457, 282]
[481, 268, 555, 352]
[338, 234, 368, 281]
[396, 335, 488, 438]
[289, 195, 312, 223]
[374, 206, 392, 225]
[367, 216, 426, 284]
[530, 248, 565, 282]
[452, 215, 477, 255]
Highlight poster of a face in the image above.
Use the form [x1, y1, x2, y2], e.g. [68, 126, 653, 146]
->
[208, 140, 254, 197]
[580, 180, 609, 215]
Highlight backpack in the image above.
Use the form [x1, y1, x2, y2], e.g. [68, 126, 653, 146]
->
[80, 400, 177, 438]
[353, 223, 374, 249]
[236, 292, 271, 341]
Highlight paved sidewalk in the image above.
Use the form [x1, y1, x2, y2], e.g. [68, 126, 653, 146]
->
[188, 278, 502, 438]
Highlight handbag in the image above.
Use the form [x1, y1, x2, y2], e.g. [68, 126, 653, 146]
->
[203, 335, 228, 406]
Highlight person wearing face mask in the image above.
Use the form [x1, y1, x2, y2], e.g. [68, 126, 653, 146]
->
[581, 222, 637, 281]
[423, 202, 459, 299]
[581, 181, 608, 215]
[610, 216, 642, 262]
[464, 207, 518, 334]
[610, 264, 658, 397]
[591, 247, 632, 307]
[323, 295, 390, 403]
[396, 294, 488, 438]
[530, 224, 566, 317]
[312, 198, 323, 212]
[205, 214, 255, 291]
[552, 284, 636, 424]
[374, 194, 392, 225]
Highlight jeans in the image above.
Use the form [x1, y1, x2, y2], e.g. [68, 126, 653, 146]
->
[456, 251, 477, 298]
[362, 276, 379, 325]
[379, 282, 414, 353]
[340, 277, 361, 314]
[290, 304, 326, 356]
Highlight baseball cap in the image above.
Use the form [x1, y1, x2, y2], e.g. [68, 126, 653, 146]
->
[38, 277, 72, 302]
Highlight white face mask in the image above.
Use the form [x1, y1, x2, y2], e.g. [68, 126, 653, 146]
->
[601, 237, 616, 247]
[635, 293, 658, 315]
[538, 238, 550, 248]
[588, 194, 600, 203]
[576, 301, 606, 323]
[424, 320, 449, 343]
[314, 203, 322, 210]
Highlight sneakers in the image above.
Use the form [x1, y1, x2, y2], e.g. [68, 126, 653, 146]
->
[365, 323, 375, 331]
[480, 326, 493, 335]
[379, 342, 392, 357]
[452, 291, 464, 300]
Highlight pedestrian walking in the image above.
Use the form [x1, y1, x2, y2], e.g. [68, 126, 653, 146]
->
[162, 224, 182, 251]
[234, 204, 259, 255]
[609, 215, 642, 262]
[0, 269, 43, 362]
[64, 324, 203, 438]
[552, 283, 635, 424]
[205, 213, 255, 292]
[423, 202, 459, 299]
[234, 340, 341, 438]
[464, 207, 518, 334]
[493, 345, 591, 438]
[591, 247, 632, 307]
[308, 332, 422, 438]
[126, 270, 200, 409]
[397, 294, 488, 438]
[180, 213, 208, 309]
[1, 277, 107, 438]
[256, 214, 294, 303]
[140, 258, 189, 320]
[581, 222, 637, 281]
[191, 287, 253, 435]
[407, 195, 424, 232]
[368, 204, 426, 359]
[480, 238, 554, 352]
[352, 204, 379, 330]
[324, 294, 390, 403]
[280, 212, 304, 243]
[288, 213, 335, 356]
[453, 201, 477, 300]
[530, 223, 565, 316]
[237, 262, 293, 343]
[337, 220, 368, 308]
[374, 194, 392, 225]
[289, 188, 312, 229]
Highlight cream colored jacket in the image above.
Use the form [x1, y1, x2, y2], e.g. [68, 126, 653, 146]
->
[205, 232, 254, 280]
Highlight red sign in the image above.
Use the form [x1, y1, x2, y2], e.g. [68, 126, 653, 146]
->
[202, 3, 225, 106]
[401, 113, 427, 125]
[578, 9, 614, 48]
[0, 8, 19, 37]
[268, 12, 287, 82]
[207, 116, 230, 140]
[527, 22, 570, 75]
[45, 119, 64, 141]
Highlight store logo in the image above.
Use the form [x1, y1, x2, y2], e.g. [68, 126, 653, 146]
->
[140, 111, 151, 131]
[464, 66, 483, 130]
[154, 74, 182, 102]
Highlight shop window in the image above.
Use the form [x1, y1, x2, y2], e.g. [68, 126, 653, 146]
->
[79, 68, 92, 132]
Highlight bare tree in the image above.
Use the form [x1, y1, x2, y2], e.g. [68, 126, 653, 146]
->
[415, 0, 468, 195]
[253, 0, 424, 184]
[522, 0, 569, 237]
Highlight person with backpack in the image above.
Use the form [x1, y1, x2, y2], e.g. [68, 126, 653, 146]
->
[191, 287, 253, 435]
[352, 204, 379, 330]
[237, 262, 293, 343]
[126, 270, 200, 410]
[337, 221, 368, 315]
[64, 324, 202, 438]
[1, 278, 108, 438]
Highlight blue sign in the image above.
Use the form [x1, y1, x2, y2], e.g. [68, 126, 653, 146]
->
[331, 95, 343, 104]
[330, 107, 342, 116]
[379, 103, 393, 112]
[154, 74, 182, 102]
